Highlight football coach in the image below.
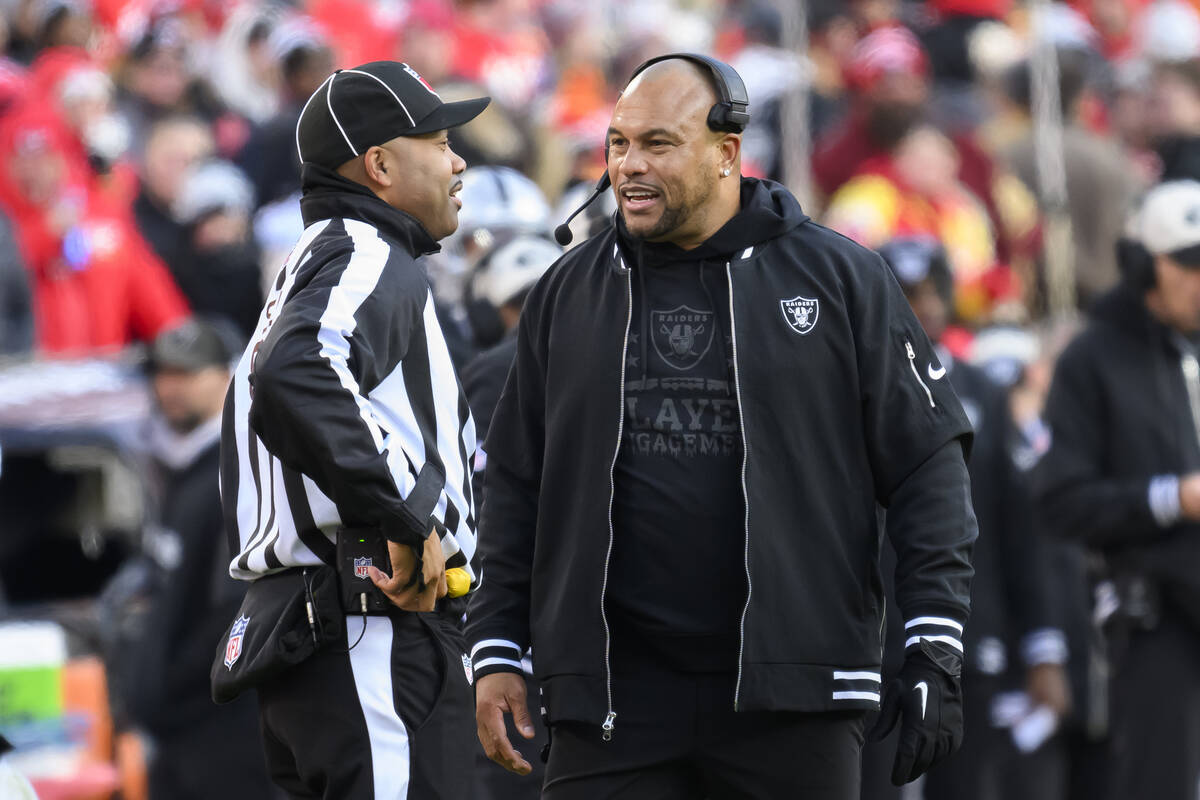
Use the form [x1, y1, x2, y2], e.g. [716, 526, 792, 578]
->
[467, 54, 978, 799]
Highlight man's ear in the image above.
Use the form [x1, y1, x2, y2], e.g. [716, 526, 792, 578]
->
[718, 133, 741, 176]
[364, 145, 393, 188]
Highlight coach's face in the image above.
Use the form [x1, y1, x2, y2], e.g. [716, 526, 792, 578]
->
[371, 130, 467, 241]
[606, 62, 737, 249]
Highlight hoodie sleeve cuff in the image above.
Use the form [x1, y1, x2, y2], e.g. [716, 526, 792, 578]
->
[470, 638, 527, 680]
[903, 615, 965, 654]
[1149, 475, 1182, 528]
[1022, 628, 1068, 666]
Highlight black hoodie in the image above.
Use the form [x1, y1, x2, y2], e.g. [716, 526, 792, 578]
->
[467, 178, 976, 732]
[1033, 280, 1200, 626]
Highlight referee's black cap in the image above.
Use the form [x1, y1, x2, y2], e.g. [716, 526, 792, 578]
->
[296, 61, 490, 170]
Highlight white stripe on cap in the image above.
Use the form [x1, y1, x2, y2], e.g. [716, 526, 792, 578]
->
[341, 68, 416, 127]
[326, 71, 358, 157]
[295, 73, 335, 164]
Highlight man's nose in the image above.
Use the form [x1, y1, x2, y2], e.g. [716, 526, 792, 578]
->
[617, 146, 648, 177]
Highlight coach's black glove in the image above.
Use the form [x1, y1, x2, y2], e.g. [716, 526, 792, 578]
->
[867, 638, 964, 786]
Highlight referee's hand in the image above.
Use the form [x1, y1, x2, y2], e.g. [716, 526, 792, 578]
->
[476, 672, 535, 775]
[368, 529, 447, 611]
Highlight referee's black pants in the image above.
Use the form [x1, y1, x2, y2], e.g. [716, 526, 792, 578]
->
[542, 653, 865, 800]
[256, 608, 475, 799]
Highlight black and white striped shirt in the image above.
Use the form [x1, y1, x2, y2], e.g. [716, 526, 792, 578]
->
[220, 167, 478, 586]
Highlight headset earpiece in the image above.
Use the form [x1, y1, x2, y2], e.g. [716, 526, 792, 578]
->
[628, 52, 751, 134]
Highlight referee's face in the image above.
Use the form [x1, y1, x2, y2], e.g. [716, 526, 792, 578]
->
[374, 130, 467, 241]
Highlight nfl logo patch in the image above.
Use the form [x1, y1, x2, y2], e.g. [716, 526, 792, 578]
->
[354, 556, 372, 580]
[224, 615, 249, 670]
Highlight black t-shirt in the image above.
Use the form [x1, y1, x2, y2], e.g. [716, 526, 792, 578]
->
[608, 258, 747, 673]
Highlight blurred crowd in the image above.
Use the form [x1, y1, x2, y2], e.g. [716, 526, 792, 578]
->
[0, 0, 1199, 797]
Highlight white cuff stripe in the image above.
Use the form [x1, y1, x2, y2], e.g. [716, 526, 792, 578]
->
[832, 691, 881, 702]
[906, 634, 964, 652]
[832, 671, 881, 682]
[470, 638, 522, 659]
[905, 616, 964, 633]
[1149, 475, 1181, 527]
[1022, 629, 1069, 665]
[472, 656, 524, 672]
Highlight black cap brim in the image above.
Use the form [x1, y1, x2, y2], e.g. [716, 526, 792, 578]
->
[1169, 242, 1200, 268]
[405, 96, 490, 136]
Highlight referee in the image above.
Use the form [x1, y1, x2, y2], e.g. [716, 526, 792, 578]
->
[219, 61, 488, 798]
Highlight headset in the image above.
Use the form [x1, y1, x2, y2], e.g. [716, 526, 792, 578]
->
[555, 52, 751, 245]
[626, 52, 751, 135]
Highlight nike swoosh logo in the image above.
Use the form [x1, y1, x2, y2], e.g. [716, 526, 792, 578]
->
[927, 363, 946, 381]
[915, 681, 928, 719]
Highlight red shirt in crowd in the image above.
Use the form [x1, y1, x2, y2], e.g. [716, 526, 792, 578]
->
[0, 104, 188, 355]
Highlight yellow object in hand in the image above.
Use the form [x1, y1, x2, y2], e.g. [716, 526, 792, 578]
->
[446, 568, 470, 598]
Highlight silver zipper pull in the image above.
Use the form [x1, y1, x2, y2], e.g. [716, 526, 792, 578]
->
[904, 340, 936, 408]
[601, 711, 617, 741]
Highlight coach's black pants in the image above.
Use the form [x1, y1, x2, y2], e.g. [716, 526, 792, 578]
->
[1109, 611, 1200, 800]
[542, 660, 865, 799]
[256, 609, 475, 799]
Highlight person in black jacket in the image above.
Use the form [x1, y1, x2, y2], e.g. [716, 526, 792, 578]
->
[127, 319, 277, 799]
[862, 238, 1070, 800]
[461, 232, 560, 800]
[1033, 179, 1200, 800]
[218, 62, 489, 799]
[468, 55, 977, 799]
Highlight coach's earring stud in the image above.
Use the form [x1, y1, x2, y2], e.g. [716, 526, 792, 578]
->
[722, 168, 731, 176]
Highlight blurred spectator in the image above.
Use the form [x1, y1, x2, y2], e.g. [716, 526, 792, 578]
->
[238, 18, 332, 209]
[863, 236, 1069, 800]
[210, 6, 282, 126]
[974, 320, 1114, 800]
[725, 2, 805, 180]
[115, 17, 227, 159]
[133, 115, 215, 269]
[0, 212, 33, 355]
[396, 0, 457, 87]
[823, 122, 1008, 323]
[20, 0, 92, 61]
[435, 165, 554, 356]
[1033, 179, 1200, 800]
[1146, 58, 1200, 182]
[449, 0, 551, 111]
[0, 104, 189, 354]
[461, 231, 558, 800]
[1000, 51, 1142, 309]
[123, 318, 276, 800]
[168, 160, 261, 340]
[814, 25, 1032, 268]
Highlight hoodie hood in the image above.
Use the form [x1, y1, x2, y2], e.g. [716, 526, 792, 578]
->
[615, 177, 808, 264]
[1090, 278, 1200, 355]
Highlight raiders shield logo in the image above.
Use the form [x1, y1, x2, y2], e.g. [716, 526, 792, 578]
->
[224, 615, 249, 670]
[651, 305, 715, 370]
[780, 296, 819, 335]
[353, 556, 372, 580]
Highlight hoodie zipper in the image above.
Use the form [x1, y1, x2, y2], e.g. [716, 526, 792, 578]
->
[727, 261, 753, 711]
[600, 260, 634, 741]
[905, 341, 935, 408]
